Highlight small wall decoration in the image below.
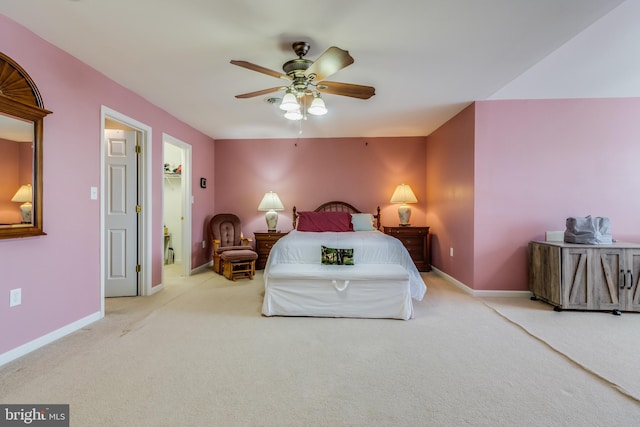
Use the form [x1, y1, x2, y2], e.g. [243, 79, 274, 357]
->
[200, 178, 207, 188]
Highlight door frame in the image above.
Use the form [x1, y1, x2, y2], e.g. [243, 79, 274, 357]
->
[162, 133, 192, 278]
[100, 106, 153, 314]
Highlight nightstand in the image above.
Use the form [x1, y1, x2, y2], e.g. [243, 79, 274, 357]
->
[383, 226, 430, 272]
[254, 231, 288, 270]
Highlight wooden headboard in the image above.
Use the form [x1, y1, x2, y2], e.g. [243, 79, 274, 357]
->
[292, 201, 381, 230]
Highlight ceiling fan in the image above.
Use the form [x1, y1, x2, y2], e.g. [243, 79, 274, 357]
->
[230, 42, 375, 120]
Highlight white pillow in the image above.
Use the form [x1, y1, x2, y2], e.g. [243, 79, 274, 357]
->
[351, 213, 375, 231]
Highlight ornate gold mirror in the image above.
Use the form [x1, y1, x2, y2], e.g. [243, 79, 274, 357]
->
[0, 52, 52, 239]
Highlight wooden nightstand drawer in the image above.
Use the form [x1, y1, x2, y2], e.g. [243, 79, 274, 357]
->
[386, 227, 428, 237]
[254, 232, 288, 270]
[403, 243, 424, 256]
[383, 226, 430, 272]
[397, 237, 422, 247]
[257, 240, 277, 254]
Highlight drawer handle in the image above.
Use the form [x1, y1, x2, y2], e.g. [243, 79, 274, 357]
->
[621, 269, 625, 289]
[628, 270, 633, 290]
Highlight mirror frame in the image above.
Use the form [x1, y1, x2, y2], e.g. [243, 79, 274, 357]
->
[0, 52, 52, 239]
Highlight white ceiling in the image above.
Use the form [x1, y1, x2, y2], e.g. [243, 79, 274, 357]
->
[0, 0, 634, 140]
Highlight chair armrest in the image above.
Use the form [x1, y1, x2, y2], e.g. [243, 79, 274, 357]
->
[212, 239, 221, 253]
[241, 237, 252, 246]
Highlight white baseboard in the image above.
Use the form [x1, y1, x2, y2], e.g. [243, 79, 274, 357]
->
[191, 261, 212, 275]
[149, 283, 164, 295]
[431, 267, 531, 298]
[0, 311, 103, 367]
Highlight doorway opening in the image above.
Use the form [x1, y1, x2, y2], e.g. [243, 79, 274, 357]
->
[100, 106, 152, 313]
[162, 133, 192, 281]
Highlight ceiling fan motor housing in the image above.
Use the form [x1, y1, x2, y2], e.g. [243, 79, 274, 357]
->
[282, 58, 312, 76]
[283, 57, 314, 94]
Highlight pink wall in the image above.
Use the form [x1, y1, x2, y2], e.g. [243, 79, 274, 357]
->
[425, 105, 476, 286]
[18, 140, 32, 185]
[0, 15, 215, 356]
[214, 137, 427, 241]
[428, 98, 640, 292]
[474, 98, 640, 291]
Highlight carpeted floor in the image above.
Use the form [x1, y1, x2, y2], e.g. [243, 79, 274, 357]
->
[482, 293, 640, 401]
[0, 266, 638, 426]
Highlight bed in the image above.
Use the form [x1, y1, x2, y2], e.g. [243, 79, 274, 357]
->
[261, 201, 427, 320]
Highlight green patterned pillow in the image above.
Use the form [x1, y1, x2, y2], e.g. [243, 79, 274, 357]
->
[321, 246, 354, 265]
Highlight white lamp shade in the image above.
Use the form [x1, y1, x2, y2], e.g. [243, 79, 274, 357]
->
[308, 95, 327, 116]
[280, 92, 299, 111]
[11, 184, 32, 203]
[258, 191, 284, 211]
[284, 108, 303, 121]
[390, 184, 418, 204]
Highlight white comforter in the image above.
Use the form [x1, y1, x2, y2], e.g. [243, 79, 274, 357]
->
[264, 230, 427, 300]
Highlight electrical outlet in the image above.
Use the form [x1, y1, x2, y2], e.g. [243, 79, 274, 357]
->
[10, 288, 21, 307]
[450, 247, 454, 257]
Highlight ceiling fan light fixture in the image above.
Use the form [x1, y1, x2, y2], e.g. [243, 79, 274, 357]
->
[308, 93, 328, 116]
[232, 42, 375, 125]
[280, 91, 299, 111]
[284, 108, 303, 121]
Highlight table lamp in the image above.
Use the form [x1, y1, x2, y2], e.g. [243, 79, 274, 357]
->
[390, 184, 417, 226]
[11, 184, 33, 223]
[258, 191, 284, 232]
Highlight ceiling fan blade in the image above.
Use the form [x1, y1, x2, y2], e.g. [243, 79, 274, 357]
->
[316, 81, 376, 99]
[304, 47, 354, 81]
[235, 87, 285, 99]
[230, 60, 290, 81]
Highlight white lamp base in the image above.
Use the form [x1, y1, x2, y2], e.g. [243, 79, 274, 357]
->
[397, 204, 411, 226]
[19, 202, 32, 223]
[265, 210, 278, 232]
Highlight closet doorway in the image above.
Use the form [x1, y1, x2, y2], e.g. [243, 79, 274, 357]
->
[162, 133, 192, 279]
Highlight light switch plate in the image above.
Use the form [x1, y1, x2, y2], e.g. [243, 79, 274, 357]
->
[10, 288, 21, 307]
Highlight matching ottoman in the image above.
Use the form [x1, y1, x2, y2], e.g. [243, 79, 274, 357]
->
[219, 249, 258, 281]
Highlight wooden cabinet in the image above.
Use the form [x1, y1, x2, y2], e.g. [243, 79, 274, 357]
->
[254, 232, 288, 270]
[528, 241, 640, 314]
[383, 226, 430, 272]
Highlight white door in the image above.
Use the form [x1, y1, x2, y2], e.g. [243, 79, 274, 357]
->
[104, 129, 139, 297]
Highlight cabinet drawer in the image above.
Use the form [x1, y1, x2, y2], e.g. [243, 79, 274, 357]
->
[398, 237, 423, 247]
[404, 246, 425, 259]
[386, 228, 427, 237]
[258, 241, 278, 251]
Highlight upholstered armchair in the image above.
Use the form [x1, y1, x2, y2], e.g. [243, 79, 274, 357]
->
[209, 214, 256, 278]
